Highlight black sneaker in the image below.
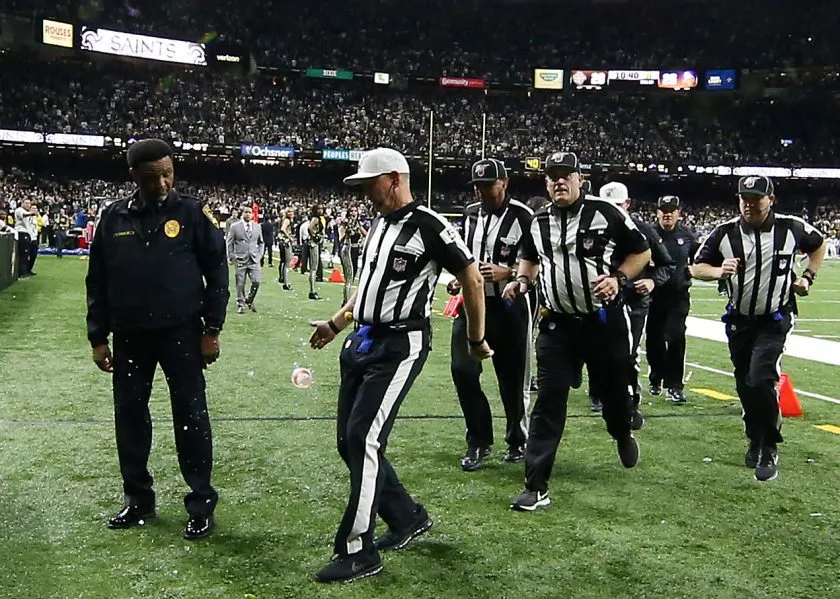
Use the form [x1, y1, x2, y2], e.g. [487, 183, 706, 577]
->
[503, 445, 525, 463]
[649, 382, 662, 396]
[589, 396, 603, 412]
[374, 510, 433, 552]
[745, 442, 760, 469]
[616, 435, 640, 468]
[309, 292, 322, 300]
[755, 446, 779, 482]
[631, 408, 645, 431]
[667, 389, 687, 404]
[283, 284, 293, 291]
[510, 489, 550, 512]
[314, 552, 383, 584]
[461, 446, 491, 471]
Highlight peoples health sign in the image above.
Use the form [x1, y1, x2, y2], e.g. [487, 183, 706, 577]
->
[322, 149, 364, 162]
[80, 27, 207, 66]
[240, 145, 295, 158]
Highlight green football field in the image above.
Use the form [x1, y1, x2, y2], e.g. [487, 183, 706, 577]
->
[1, 257, 839, 599]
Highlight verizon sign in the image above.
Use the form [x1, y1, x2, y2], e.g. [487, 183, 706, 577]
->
[80, 27, 207, 66]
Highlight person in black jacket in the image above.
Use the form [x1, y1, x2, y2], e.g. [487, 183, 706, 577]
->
[590, 183, 675, 428]
[259, 211, 275, 267]
[646, 196, 700, 403]
[85, 139, 230, 541]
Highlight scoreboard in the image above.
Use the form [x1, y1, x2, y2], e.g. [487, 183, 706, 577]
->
[569, 69, 702, 91]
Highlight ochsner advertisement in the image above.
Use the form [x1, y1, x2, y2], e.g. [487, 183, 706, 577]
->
[79, 26, 207, 66]
[240, 144, 295, 158]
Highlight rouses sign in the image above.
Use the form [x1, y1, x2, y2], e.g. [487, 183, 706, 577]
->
[322, 149, 364, 162]
[42, 19, 74, 48]
[79, 27, 207, 66]
[240, 144, 295, 158]
[439, 77, 486, 90]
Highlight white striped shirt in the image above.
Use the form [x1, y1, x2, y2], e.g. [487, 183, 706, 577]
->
[695, 212, 824, 316]
[354, 201, 473, 325]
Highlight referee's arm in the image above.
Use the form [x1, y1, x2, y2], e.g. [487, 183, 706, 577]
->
[608, 207, 651, 280]
[691, 226, 737, 281]
[791, 217, 827, 293]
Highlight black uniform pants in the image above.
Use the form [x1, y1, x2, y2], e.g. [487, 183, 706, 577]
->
[334, 326, 429, 557]
[646, 293, 690, 390]
[451, 294, 531, 449]
[590, 301, 648, 407]
[725, 314, 791, 447]
[111, 319, 217, 517]
[525, 306, 634, 492]
[16, 232, 32, 276]
[260, 237, 274, 267]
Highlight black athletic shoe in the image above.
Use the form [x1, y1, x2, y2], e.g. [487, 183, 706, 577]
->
[745, 442, 761, 469]
[667, 388, 687, 404]
[589, 396, 603, 412]
[631, 408, 645, 431]
[755, 446, 779, 482]
[314, 552, 383, 584]
[374, 509, 433, 552]
[616, 435, 640, 468]
[649, 382, 662, 397]
[460, 446, 491, 471]
[503, 445, 525, 463]
[309, 292, 322, 300]
[510, 489, 550, 512]
[107, 504, 156, 529]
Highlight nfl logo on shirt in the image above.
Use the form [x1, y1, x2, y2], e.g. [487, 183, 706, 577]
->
[779, 257, 789, 269]
[582, 238, 594, 250]
[393, 257, 407, 272]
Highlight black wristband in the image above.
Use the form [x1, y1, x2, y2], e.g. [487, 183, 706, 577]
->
[468, 337, 485, 347]
[803, 268, 817, 284]
[327, 319, 341, 335]
[611, 271, 628, 286]
[204, 326, 220, 336]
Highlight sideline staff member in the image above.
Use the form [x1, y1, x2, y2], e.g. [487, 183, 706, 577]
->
[692, 175, 825, 482]
[646, 196, 699, 403]
[504, 151, 651, 512]
[85, 139, 230, 540]
[450, 158, 533, 471]
[309, 148, 491, 584]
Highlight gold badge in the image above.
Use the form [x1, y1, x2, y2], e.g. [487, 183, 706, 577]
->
[164, 220, 181, 238]
[202, 204, 217, 224]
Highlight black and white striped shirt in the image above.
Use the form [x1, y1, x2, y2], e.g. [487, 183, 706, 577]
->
[354, 201, 474, 325]
[521, 197, 649, 315]
[463, 197, 533, 296]
[694, 212, 824, 316]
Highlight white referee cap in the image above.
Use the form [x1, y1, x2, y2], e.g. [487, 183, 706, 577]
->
[343, 148, 410, 186]
[599, 182, 630, 204]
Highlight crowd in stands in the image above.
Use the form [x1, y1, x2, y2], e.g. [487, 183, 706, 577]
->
[1, 55, 839, 166]
[4, 0, 838, 80]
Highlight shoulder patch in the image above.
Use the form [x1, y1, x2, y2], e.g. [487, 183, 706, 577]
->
[202, 204, 216, 224]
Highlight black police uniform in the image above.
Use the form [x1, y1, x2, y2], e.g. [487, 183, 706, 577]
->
[332, 200, 473, 560]
[85, 189, 230, 517]
[590, 215, 675, 414]
[452, 174, 534, 467]
[695, 175, 824, 479]
[646, 200, 699, 399]
[260, 217, 274, 267]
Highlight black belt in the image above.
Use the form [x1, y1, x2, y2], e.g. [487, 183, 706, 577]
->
[355, 318, 429, 336]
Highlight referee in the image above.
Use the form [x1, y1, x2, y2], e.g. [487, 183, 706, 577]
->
[85, 139, 229, 539]
[503, 151, 651, 511]
[646, 196, 700, 403]
[309, 148, 491, 583]
[692, 175, 825, 482]
[449, 158, 533, 471]
[591, 182, 675, 429]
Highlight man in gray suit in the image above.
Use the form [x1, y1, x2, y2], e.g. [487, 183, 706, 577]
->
[226, 207, 264, 314]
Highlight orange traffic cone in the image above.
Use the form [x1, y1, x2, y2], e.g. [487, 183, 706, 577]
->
[329, 268, 346, 283]
[442, 294, 463, 317]
[777, 373, 803, 417]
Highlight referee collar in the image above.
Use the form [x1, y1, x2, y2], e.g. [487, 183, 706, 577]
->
[383, 199, 420, 222]
[740, 210, 775, 233]
[479, 195, 510, 217]
[549, 193, 584, 217]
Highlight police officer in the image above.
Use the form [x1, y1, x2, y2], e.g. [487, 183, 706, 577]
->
[692, 175, 825, 481]
[309, 148, 491, 583]
[645, 196, 699, 403]
[592, 183, 675, 429]
[85, 139, 230, 540]
[448, 158, 533, 471]
[503, 151, 651, 512]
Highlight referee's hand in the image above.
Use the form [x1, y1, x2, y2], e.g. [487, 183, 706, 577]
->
[793, 277, 811, 297]
[469, 340, 494, 361]
[309, 321, 337, 350]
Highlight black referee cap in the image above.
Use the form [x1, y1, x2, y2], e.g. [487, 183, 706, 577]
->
[657, 196, 681, 211]
[470, 158, 507, 184]
[127, 139, 174, 168]
[738, 175, 774, 197]
[545, 151, 581, 173]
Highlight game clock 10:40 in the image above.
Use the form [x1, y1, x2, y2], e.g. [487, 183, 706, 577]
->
[568, 69, 699, 91]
